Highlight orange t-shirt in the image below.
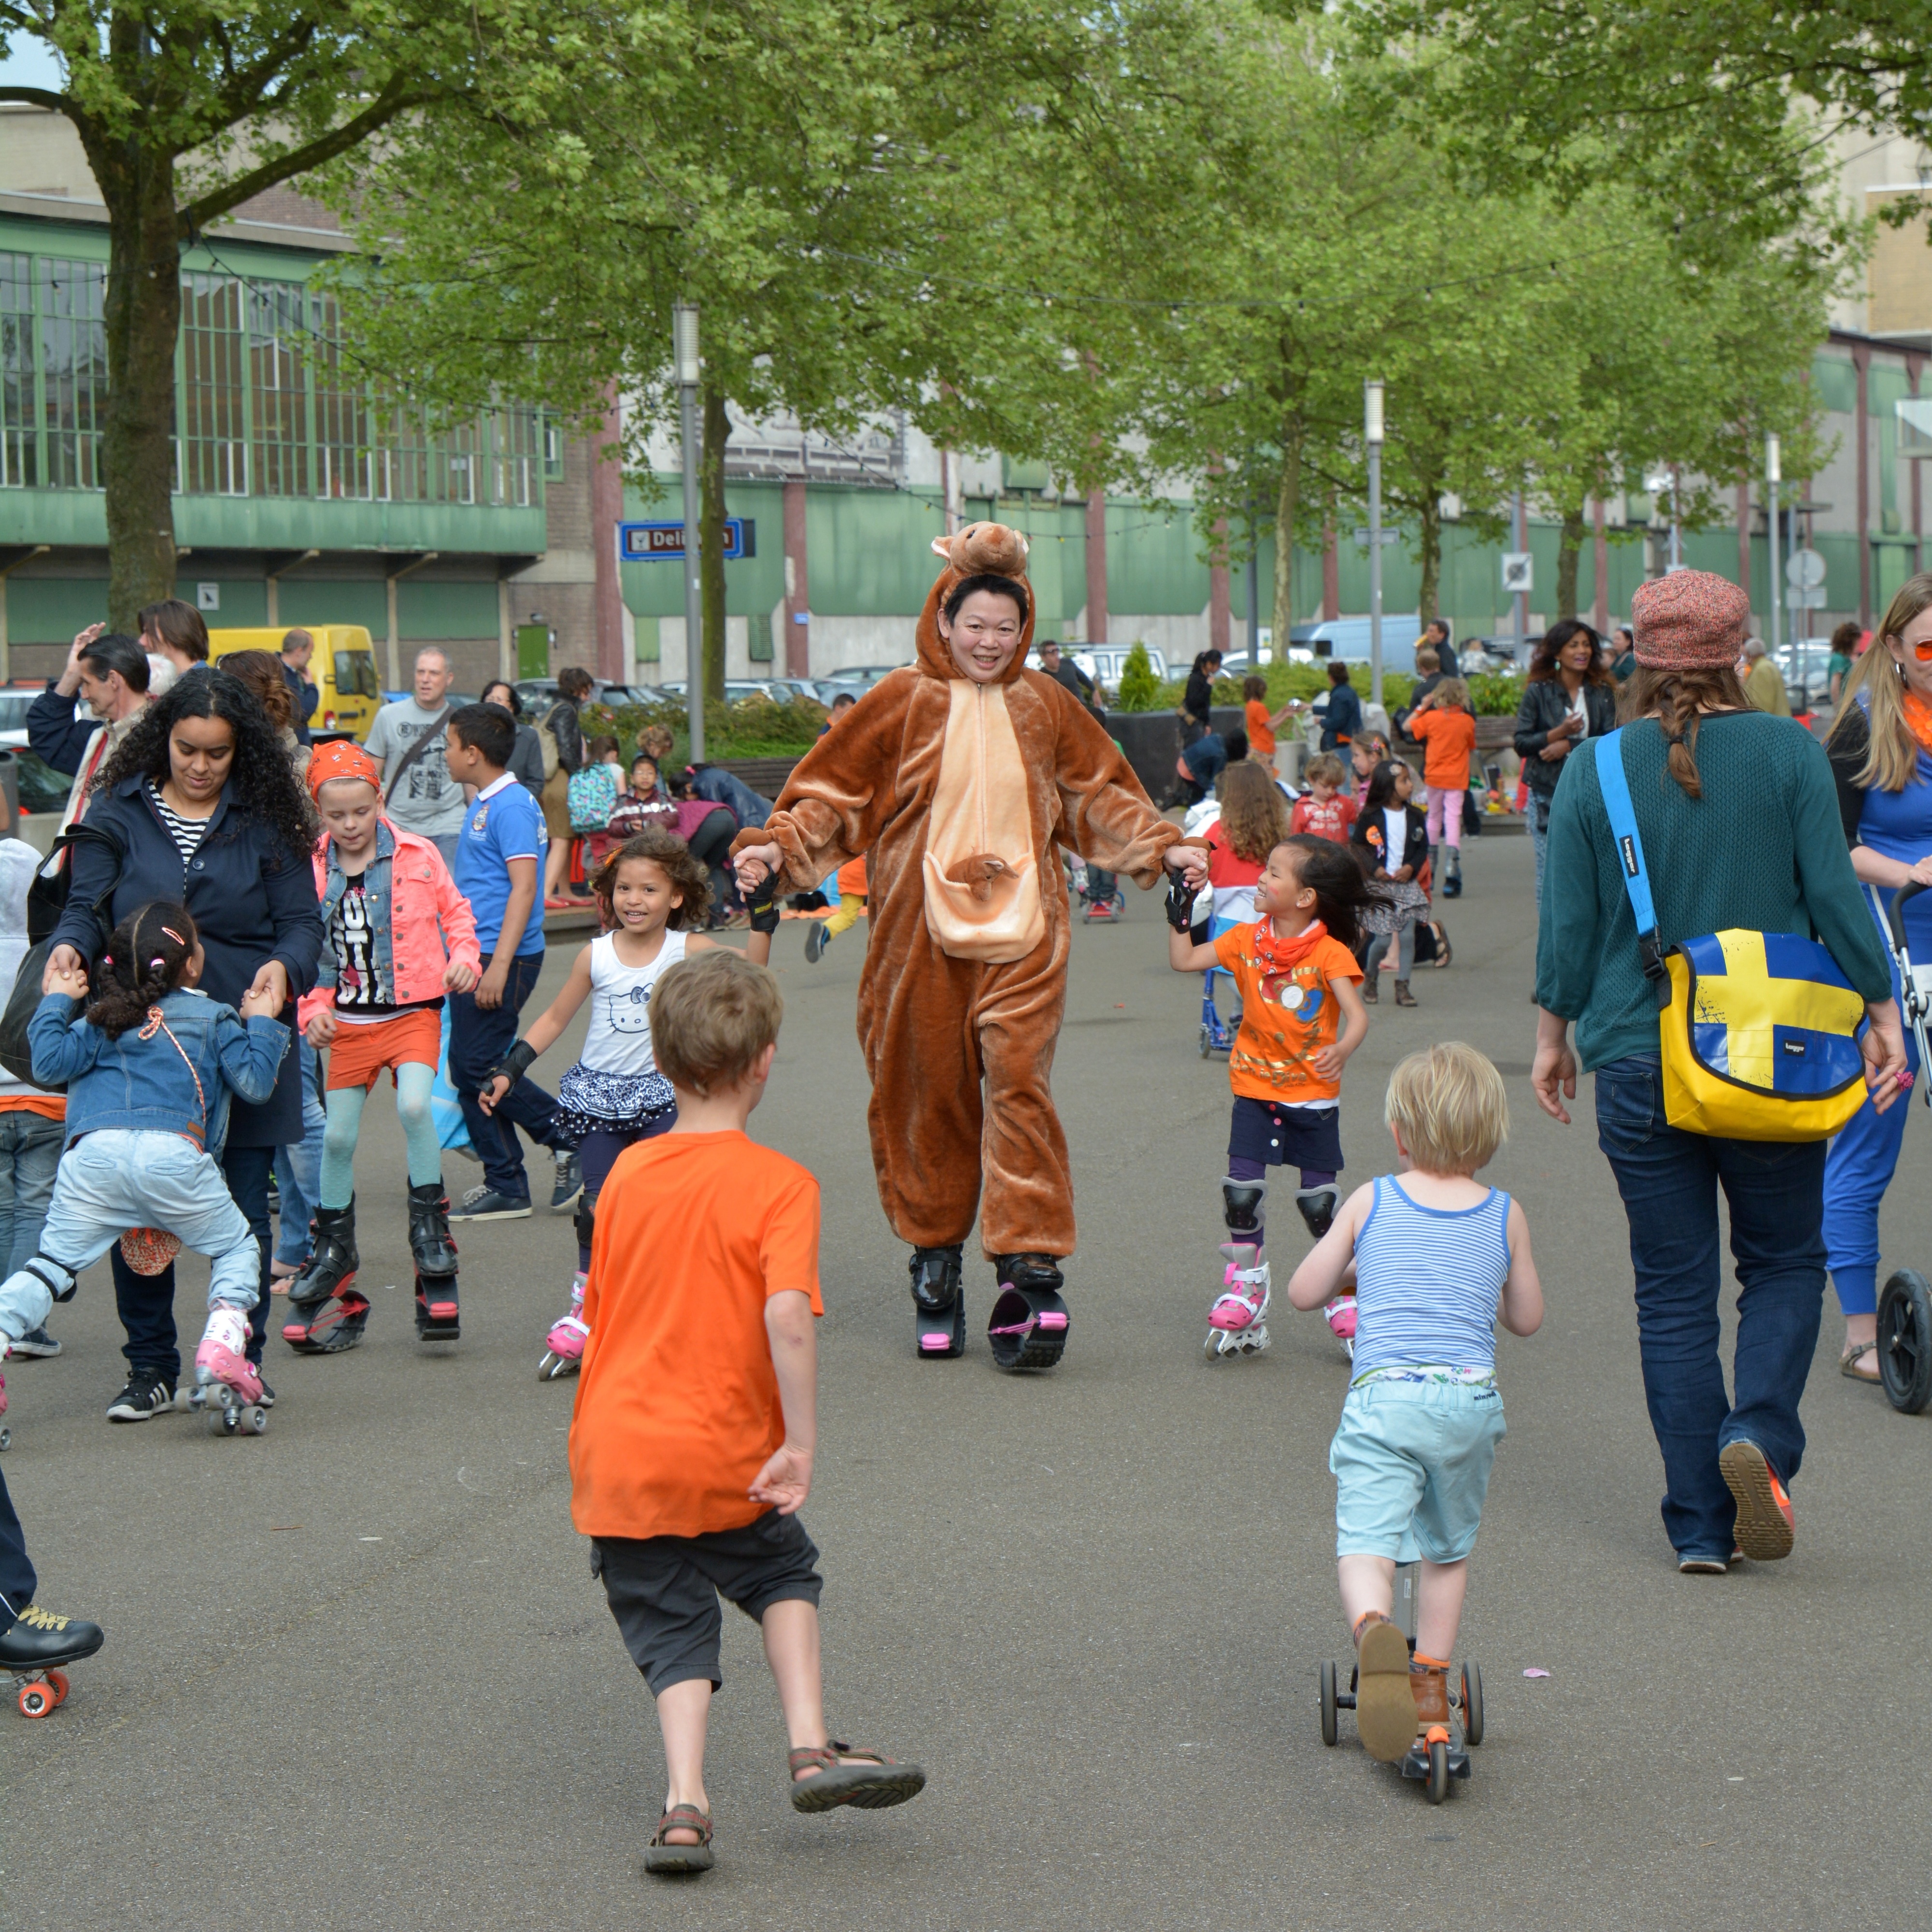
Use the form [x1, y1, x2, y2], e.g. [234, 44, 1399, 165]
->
[0, 1094, 65, 1121]
[571, 1131, 824, 1540]
[1212, 924, 1363, 1104]
[1410, 707, 1477, 791]
[1244, 698, 1276, 757]
[836, 854, 868, 897]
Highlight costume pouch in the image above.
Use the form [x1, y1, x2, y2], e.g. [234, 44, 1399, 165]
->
[921, 679, 1045, 964]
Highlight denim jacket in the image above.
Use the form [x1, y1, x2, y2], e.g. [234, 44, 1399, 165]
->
[29, 987, 288, 1155]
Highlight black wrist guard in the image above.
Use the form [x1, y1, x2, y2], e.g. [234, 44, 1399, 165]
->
[494, 1038, 538, 1090]
[1165, 868, 1198, 933]
[746, 869, 780, 934]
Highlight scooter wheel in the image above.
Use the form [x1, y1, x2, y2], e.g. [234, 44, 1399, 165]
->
[1319, 1661, 1338, 1747]
[1197, 1027, 1211, 1060]
[1426, 1737, 1450, 1804]
[1878, 1269, 1932, 1413]
[1460, 1662, 1483, 1747]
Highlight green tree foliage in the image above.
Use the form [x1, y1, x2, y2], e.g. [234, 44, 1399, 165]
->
[0, 0, 576, 626]
[1115, 642, 1163, 711]
[319, 0, 1151, 699]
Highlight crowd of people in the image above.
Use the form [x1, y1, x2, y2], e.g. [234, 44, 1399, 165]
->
[3, 550, 1926, 1874]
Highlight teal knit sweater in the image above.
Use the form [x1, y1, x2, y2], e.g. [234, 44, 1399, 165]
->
[1535, 712, 1892, 1070]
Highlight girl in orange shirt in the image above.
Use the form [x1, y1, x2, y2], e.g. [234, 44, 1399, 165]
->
[1166, 835, 1376, 1359]
[1242, 675, 1298, 776]
[1406, 677, 1477, 899]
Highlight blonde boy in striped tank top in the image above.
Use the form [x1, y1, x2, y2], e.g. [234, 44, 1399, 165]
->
[1288, 1043, 1543, 1765]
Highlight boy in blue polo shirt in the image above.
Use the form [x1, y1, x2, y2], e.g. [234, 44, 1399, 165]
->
[443, 703, 574, 1221]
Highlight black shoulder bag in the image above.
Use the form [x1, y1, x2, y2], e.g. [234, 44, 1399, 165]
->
[0, 822, 127, 1090]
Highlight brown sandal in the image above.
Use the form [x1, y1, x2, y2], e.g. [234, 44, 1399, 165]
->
[1841, 1339, 1881, 1382]
[788, 1740, 928, 1814]
[644, 1804, 714, 1875]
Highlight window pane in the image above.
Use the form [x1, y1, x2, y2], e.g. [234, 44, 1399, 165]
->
[38, 256, 106, 490]
[0, 254, 33, 488]
[249, 282, 308, 498]
[179, 273, 247, 495]
[311, 292, 375, 500]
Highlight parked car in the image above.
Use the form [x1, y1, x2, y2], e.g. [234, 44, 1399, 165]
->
[0, 683, 108, 819]
[649, 680, 808, 705]
[1023, 644, 1171, 694]
[1775, 637, 1835, 711]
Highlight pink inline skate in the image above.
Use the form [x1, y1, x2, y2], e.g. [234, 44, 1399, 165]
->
[1324, 1293, 1358, 1361]
[188, 1304, 268, 1436]
[540, 1272, 590, 1381]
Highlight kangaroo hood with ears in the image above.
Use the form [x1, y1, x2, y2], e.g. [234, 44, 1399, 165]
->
[915, 522, 1036, 682]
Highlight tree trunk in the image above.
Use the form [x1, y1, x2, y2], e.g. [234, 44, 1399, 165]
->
[1556, 506, 1585, 621]
[1417, 492, 1441, 627]
[1272, 414, 1302, 665]
[699, 380, 730, 703]
[82, 130, 182, 629]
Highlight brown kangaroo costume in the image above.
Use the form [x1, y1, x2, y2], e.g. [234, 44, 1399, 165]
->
[732, 522, 1193, 1367]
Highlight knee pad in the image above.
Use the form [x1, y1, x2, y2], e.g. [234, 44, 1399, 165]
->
[1221, 1180, 1264, 1239]
[23, 1254, 78, 1304]
[574, 1192, 596, 1253]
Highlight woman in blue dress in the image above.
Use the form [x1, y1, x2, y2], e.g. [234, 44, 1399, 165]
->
[1824, 574, 1932, 1384]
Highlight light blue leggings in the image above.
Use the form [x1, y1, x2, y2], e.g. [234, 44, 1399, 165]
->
[319, 1062, 443, 1209]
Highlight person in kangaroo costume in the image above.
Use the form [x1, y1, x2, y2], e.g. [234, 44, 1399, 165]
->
[733, 522, 1207, 1369]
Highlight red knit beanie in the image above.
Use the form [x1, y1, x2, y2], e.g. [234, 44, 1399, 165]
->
[1631, 570, 1750, 671]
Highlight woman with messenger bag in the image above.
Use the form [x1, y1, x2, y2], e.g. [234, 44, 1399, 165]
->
[1529, 571, 1906, 1575]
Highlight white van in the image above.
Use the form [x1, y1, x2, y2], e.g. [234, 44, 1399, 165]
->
[1286, 617, 1425, 664]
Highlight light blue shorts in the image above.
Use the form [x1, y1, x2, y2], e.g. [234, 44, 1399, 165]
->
[1329, 1378, 1506, 1564]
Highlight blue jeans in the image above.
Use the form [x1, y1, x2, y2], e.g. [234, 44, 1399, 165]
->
[1594, 1054, 1828, 1560]
[0, 1130, 260, 1346]
[1527, 792, 1550, 905]
[273, 1040, 327, 1266]
[1822, 910, 1917, 1317]
[448, 952, 560, 1201]
[110, 1140, 274, 1377]
[0, 1109, 63, 1277]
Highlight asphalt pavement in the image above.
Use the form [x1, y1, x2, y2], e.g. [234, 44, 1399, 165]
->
[4, 832, 1928, 1930]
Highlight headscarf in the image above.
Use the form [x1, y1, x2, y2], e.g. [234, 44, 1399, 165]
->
[307, 738, 383, 798]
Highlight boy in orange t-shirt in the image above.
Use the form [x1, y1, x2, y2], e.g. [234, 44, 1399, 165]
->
[1406, 676, 1477, 897]
[571, 950, 924, 1875]
[1242, 674, 1296, 775]
[1167, 836, 1371, 1357]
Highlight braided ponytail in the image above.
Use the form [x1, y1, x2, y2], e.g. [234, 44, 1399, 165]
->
[85, 902, 199, 1039]
[1619, 664, 1750, 799]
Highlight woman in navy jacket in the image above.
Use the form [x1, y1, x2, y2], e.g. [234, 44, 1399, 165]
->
[49, 669, 323, 1419]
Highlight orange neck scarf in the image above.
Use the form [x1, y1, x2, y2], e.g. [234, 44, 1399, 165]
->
[1902, 689, 1932, 760]
[1254, 917, 1327, 973]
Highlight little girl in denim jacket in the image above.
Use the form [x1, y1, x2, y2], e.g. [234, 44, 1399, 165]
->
[0, 902, 286, 1411]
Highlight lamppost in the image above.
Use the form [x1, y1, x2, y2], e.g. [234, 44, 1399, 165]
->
[1365, 379, 1385, 708]
[675, 302, 704, 761]
[1766, 433, 1782, 663]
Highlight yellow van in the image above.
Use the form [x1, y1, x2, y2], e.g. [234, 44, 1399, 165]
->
[206, 626, 383, 742]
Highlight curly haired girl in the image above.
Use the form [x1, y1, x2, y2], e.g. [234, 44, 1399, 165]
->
[477, 829, 717, 1378]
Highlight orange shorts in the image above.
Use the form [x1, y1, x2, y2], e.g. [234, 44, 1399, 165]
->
[325, 1008, 443, 1092]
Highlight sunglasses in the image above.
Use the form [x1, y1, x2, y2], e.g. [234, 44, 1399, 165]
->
[1915, 639, 1932, 662]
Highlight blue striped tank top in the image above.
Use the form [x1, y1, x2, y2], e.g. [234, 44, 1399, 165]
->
[1350, 1176, 1512, 1379]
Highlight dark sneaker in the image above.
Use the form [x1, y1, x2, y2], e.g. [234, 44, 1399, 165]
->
[1719, 1440, 1795, 1560]
[804, 921, 829, 963]
[1677, 1553, 1731, 1575]
[253, 1375, 276, 1409]
[549, 1151, 583, 1212]
[8, 1326, 60, 1358]
[106, 1367, 176, 1422]
[0, 1603, 104, 1670]
[450, 1185, 532, 1222]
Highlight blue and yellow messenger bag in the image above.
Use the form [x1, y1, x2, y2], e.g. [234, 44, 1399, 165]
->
[1594, 731, 1870, 1140]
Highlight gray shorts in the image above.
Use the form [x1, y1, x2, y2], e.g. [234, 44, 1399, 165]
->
[592, 1510, 824, 1695]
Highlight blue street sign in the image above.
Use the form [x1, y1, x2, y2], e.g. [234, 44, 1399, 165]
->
[618, 518, 755, 562]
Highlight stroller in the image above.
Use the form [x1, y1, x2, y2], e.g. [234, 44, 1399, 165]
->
[1875, 881, 1932, 1412]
